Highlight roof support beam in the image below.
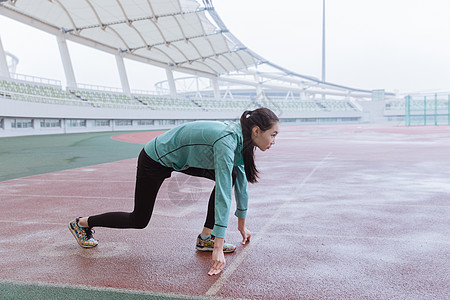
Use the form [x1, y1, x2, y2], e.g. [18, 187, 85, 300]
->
[216, 75, 371, 98]
[71, 10, 202, 33]
[165, 68, 177, 98]
[0, 35, 11, 78]
[211, 78, 221, 100]
[56, 32, 77, 89]
[300, 89, 307, 100]
[254, 73, 264, 100]
[115, 52, 131, 95]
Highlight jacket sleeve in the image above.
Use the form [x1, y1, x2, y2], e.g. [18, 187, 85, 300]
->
[211, 135, 236, 238]
[233, 164, 248, 219]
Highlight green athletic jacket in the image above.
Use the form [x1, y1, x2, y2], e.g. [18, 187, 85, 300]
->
[144, 121, 248, 238]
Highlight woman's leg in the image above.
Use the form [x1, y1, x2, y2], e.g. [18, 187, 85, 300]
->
[87, 149, 171, 229]
[203, 187, 216, 231]
[87, 176, 165, 229]
[180, 168, 237, 232]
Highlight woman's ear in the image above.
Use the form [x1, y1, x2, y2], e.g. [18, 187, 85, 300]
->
[252, 126, 260, 137]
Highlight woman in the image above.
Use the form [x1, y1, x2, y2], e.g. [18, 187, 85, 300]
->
[69, 107, 279, 275]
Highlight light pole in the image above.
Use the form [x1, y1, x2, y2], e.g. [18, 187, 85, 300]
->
[322, 0, 326, 83]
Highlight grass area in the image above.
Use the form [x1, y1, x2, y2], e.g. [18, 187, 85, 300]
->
[0, 281, 215, 300]
[0, 131, 147, 182]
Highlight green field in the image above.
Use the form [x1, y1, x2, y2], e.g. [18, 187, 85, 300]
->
[0, 280, 215, 300]
[0, 131, 148, 182]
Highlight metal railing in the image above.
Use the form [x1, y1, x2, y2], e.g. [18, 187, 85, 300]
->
[404, 94, 450, 126]
[11, 73, 62, 87]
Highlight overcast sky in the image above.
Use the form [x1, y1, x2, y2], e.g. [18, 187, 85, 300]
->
[0, 0, 449, 94]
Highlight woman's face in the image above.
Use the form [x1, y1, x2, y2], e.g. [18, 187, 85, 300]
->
[251, 122, 280, 151]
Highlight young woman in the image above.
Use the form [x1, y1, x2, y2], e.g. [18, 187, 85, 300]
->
[69, 107, 279, 276]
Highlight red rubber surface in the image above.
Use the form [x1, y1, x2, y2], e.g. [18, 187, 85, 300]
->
[1, 124, 449, 299]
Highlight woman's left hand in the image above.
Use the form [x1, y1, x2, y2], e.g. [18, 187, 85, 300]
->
[239, 227, 251, 245]
[238, 218, 251, 245]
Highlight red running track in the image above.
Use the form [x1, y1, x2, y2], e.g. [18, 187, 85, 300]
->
[1, 124, 449, 299]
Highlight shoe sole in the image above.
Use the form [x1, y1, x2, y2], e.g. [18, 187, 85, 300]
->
[68, 222, 97, 248]
[196, 245, 235, 253]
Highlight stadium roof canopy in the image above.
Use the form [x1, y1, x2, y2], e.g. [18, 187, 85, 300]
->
[0, 0, 263, 76]
[0, 0, 377, 94]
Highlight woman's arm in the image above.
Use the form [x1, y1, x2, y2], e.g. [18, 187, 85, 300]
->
[211, 138, 236, 239]
[233, 165, 248, 220]
[208, 136, 236, 275]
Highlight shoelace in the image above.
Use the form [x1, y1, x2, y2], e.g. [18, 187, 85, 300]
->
[84, 227, 95, 239]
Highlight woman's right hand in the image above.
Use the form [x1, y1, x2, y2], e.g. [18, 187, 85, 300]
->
[208, 237, 226, 276]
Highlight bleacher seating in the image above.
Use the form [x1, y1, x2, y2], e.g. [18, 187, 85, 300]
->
[0, 78, 91, 106]
[190, 98, 251, 111]
[1, 79, 72, 99]
[69, 89, 141, 109]
[1, 77, 364, 113]
[134, 95, 199, 111]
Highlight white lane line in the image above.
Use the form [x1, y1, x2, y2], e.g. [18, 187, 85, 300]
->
[205, 152, 332, 297]
[0, 194, 133, 199]
[262, 232, 450, 245]
[0, 220, 65, 225]
[1, 179, 135, 182]
[0, 193, 450, 208]
[284, 202, 450, 208]
[1, 193, 447, 208]
[1, 219, 447, 247]
[0, 194, 198, 217]
[0, 194, 199, 201]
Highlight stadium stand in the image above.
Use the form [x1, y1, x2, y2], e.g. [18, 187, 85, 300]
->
[1, 73, 374, 137]
[1, 76, 365, 113]
[0, 78, 90, 106]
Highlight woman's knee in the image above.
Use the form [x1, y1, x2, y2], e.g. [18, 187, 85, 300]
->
[130, 213, 151, 229]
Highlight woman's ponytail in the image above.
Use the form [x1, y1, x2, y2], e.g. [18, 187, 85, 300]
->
[240, 108, 279, 183]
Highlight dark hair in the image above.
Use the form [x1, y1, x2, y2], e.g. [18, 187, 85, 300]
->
[240, 107, 279, 183]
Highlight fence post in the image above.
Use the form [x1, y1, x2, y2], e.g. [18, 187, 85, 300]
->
[405, 95, 410, 126]
[424, 96, 427, 126]
[435, 93, 438, 126]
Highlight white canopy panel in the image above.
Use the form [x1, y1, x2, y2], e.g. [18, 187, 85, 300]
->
[0, 0, 379, 94]
[0, 0, 261, 76]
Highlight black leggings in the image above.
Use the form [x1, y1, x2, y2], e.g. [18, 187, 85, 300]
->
[88, 149, 236, 230]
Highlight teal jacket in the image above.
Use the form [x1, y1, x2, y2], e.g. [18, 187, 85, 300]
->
[144, 121, 248, 238]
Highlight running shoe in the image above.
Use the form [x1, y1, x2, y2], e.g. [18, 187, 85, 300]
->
[68, 217, 98, 248]
[196, 235, 236, 253]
